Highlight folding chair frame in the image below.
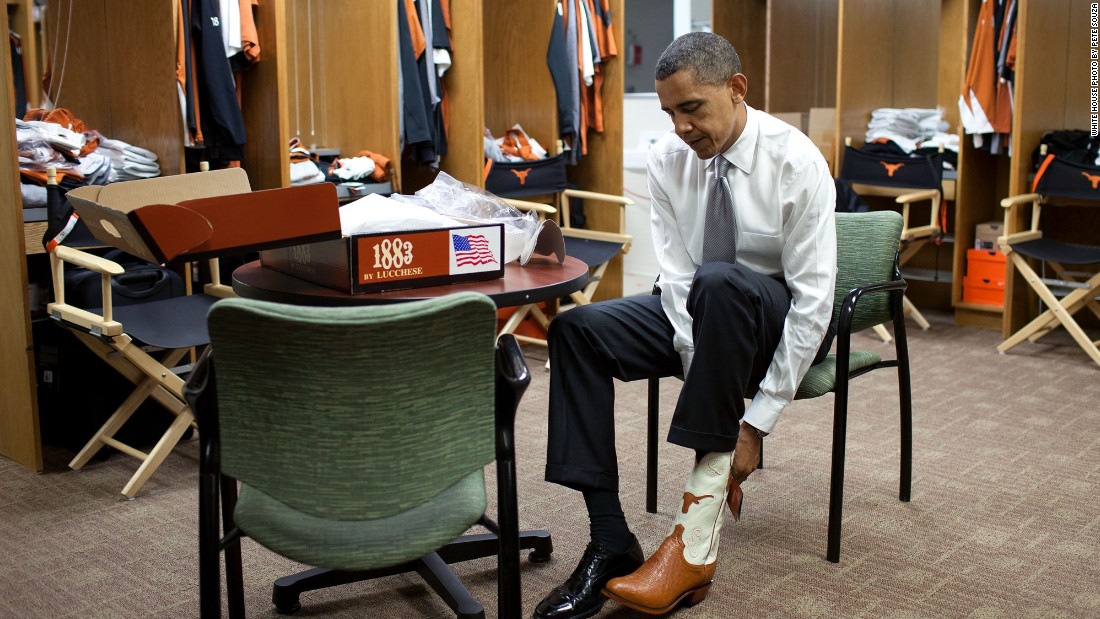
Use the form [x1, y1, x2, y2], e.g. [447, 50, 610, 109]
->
[499, 189, 633, 347]
[997, 193, 1100, 368]
[47, 245, 234, 497]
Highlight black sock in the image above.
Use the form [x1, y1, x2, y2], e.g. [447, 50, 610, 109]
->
[582, 489, 633, 554]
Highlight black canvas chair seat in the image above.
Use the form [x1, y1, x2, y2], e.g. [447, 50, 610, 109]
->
[998, 157, 1100, 369]
[566, 236, 625, 268]
[1012, 238, 1100, 265]
[88, 294, 219, 350]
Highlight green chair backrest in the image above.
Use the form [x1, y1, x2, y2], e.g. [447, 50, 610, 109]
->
[833, 211, 904, 333]
[206, 292, 498, 521]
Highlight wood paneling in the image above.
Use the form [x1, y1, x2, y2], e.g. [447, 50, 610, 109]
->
[766, 0, 837, 113]
[283, 0, 400, 189]
[40, 1, 183, 174]
[7, 0, 40, 109]
[713, 0, 767, 110]
[104, 0, 183, 175]
[438, 2, 485, 187]
[1010, 0, 1086, 196]
[0, 8, 43, 471]
[482, 2, 558, 149]
[835, 0, 895, 160]
[241, 0, 289, 189]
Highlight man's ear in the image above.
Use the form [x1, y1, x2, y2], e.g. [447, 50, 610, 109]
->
[728, 73, 748, 105]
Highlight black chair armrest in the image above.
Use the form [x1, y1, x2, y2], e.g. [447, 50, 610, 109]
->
[183, 347, 219, 475]
[835, 279, 908, 340]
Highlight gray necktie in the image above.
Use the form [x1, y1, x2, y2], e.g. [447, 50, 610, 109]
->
[702, 156, 737, 264]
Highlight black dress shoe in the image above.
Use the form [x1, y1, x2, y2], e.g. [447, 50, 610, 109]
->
[533, 536, 645, 619]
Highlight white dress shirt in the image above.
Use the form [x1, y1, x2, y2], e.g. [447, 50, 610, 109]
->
[646, 104, 837, 433]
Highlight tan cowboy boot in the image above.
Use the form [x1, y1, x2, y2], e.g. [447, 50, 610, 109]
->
[603, 451, 733, 615]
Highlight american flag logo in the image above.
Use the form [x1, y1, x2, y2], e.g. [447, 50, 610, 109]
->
[452, 233, 497, 266]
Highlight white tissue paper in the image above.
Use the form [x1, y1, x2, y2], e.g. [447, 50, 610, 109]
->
[390, 172, 564, 265]
[339, 193, 462, 236]
[336, 173, 565, 265]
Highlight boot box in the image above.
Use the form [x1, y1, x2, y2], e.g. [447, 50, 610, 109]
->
[260, 223, 506, 294]
[65, 168, 341, 264]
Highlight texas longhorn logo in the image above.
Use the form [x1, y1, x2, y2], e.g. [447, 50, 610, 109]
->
[511, 168, 533, 185]
[880, 161, 905, 177]
[1081, 171, 1100, 189]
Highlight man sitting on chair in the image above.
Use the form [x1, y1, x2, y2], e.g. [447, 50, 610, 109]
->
[534, 32, 837, 618]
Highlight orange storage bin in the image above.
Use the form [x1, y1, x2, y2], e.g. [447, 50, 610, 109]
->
[963, 274, 1005, 306]
[966, 248, 1006, 284]
[964, 249, 1005, 306]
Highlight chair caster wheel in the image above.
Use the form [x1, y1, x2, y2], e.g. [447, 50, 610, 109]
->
[528, 549, 552, 563]
[274, 601, 301, 615]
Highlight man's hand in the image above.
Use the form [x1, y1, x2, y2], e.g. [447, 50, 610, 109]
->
[732, 421, 764, 484]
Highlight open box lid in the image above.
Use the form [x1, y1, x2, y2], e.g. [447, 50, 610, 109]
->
[66, 168, 341, 264]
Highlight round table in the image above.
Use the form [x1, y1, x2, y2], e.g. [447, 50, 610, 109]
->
[231, 255, 590, 308]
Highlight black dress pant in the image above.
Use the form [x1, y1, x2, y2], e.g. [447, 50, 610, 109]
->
[545, 262, 794, 492]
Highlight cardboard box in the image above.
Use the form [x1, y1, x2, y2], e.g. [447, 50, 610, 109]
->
[772, 112, 807, 133]
[808, 107, 837, 172]
[974, 220, 1004, 250]
[65, 168, 341, 264]
[260, 223, 506, 294]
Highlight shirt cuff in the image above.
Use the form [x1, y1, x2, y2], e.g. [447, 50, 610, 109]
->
[679, 348, 694, 377]
[743, 391, 786, 434]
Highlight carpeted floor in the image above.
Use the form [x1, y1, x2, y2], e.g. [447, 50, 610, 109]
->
[2, 310, 1099, 618]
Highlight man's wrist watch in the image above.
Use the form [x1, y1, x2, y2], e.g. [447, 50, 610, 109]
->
[744, 422, 768, 439]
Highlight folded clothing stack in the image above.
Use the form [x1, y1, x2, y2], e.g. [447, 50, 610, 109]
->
[16, 118, 86, 157]
[16, 108, 98, 186]
[95, 135, 161, 182]
[484, 124, 548, 163]
[327, 150, 392, 183]
[16, 109, 163, 211]
[866, 108, 951, 153]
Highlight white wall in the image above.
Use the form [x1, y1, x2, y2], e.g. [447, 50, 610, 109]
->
[618, 0, 710, 294]
[623, 0, 674, 94]
[621, 94, 674, 295]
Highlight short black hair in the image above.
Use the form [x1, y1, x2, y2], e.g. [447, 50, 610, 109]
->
[654, 32, 742, 85]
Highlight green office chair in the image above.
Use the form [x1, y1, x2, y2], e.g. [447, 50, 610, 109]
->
[645, 210, 913, 563]
[185, 293, 550, 618]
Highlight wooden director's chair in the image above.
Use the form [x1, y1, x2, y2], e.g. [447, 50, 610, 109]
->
[498, 188, 633, 348]
[48, 248, 233, 497]
[43, 167, 239, 497]
[43, 166, 338, 497]
[997, 154, 1100, 368]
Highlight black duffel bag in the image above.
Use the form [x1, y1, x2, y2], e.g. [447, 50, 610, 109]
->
[63, 249, 186, 310]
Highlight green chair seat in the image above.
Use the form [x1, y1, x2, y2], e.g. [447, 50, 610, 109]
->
[235, 470, 487, 572]
[795, 351, 883, 400]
